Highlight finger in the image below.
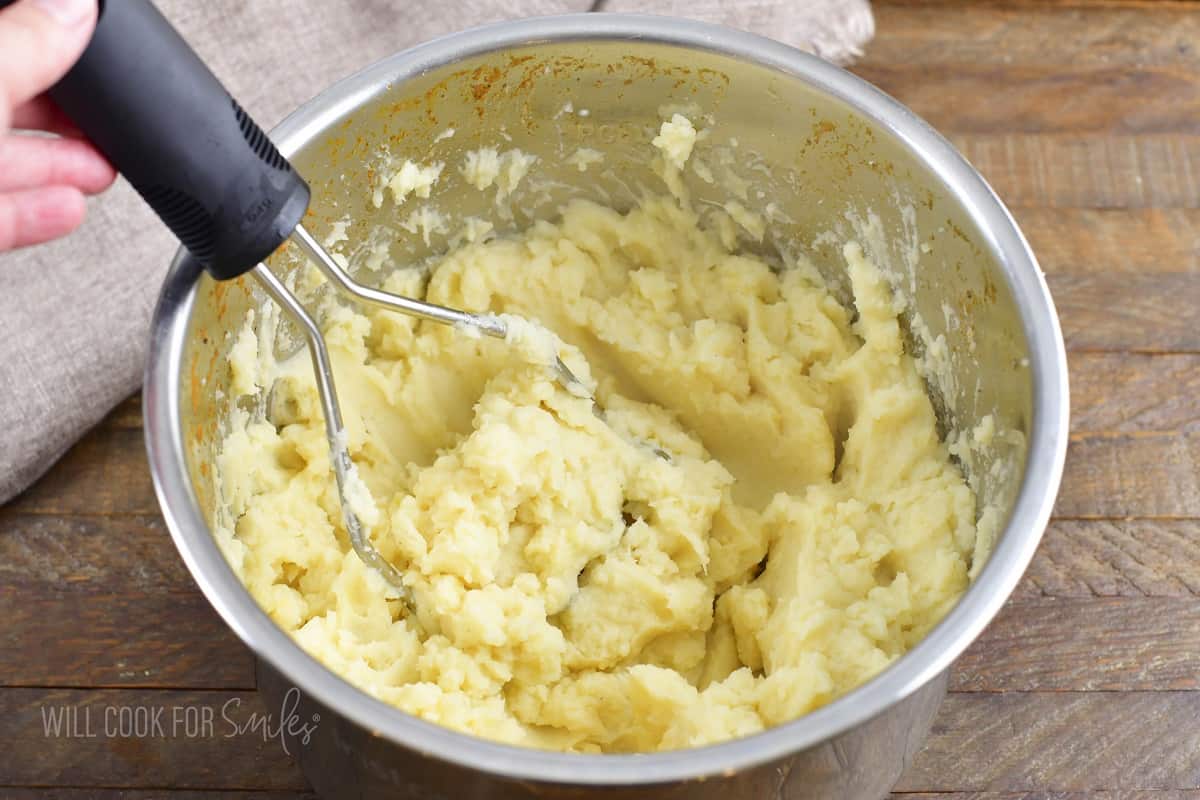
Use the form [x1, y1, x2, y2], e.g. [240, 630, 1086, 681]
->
[0, 0, 97, 119]
[0, 185, 87, 251]
[11, 96, 83, 138]
[0, 134, 114, 194]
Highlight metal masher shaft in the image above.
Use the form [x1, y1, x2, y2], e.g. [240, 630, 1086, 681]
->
[251, 262, 410, 598]
[290, 223, 507, 338]
[250, 224, 663, 594]
[250, 224, 593, 597]
[290, 223, 596, 398]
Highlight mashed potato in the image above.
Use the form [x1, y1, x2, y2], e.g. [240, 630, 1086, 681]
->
[216, 191, 975, 752]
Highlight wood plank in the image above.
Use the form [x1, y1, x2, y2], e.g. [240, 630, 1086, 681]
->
[867, 4, 1200, 69]
[949, 134, 1200, 209]
[16, 790, 1192, 799]
[4, 690, 1197, 794]
[0, 591, 255, 690]
[0, 689, 308, 791]
[896, 692, 1200, 792]
[852, 65, 1200, 135]
[7, 428, 158, 516]
[891, 793, 1200, 800]
[951, 597, 1200, 692]
[106, 394, 144, 430]
[1014, 209, 1200, 274]
[0, 792, 316, 799]
[0, 513, 243, 691]
[9, 512, 1194, 603]
[88, 215, 1200, 449]
[1056, 432, 1200, 518]
[1016, 519, 1200, 599]
[12, 404, 1199, 523]
[0, 513, 193, 592]
[6, 791, 1194, 800]
[1, 585, 1194, 693]
[4, 514, 1196, 692]
[0, 513, 252, 691]
[1050, 273, 1200, 352]
[100, 352, 1200, 448]
[877, 0, 1200, 8]
[1069, 354, 1200, 434]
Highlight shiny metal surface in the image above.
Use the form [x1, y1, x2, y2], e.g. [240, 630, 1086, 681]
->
[249, 260, 410, 595]
[257, 657, 948, 800]
[144, 14, 1069, 799]
[290, 221, 507, 337]
[289, 220, 597, 405]
[289, 220, 659, 530]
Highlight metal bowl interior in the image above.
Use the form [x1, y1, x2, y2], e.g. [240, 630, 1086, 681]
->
[145, 14, 1068, 787]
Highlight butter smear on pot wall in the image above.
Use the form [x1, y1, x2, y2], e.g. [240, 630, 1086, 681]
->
[214, 117, 979, 753]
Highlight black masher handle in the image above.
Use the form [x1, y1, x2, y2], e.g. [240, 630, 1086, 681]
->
[1, 0, 310, 279]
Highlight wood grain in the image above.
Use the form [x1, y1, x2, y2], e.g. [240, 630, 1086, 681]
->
[892, 794, 1200, 800]
[0, 590, 254, 689]
[7, 428, 157, 515]
[2, 794, 1175, 800]
[10, 586, 1195, 694]
[4, 690, 1197, 793]
[869, 4, 1200, 68]
[1016, 520, 1200, 599]
[1016, 209, 1200, 274]
[0, 689, 308, 790]
[6, 3, 1200, 797]
[876, 0, 1200, 11]
[106, 395, 144, 430]
[55, 352, 1200, 457]
[0, 513, 193, 592]
[0, 793, 318, 799]
[1068, 354, 1200, 434]
[853, 65, 1200, 135]
[9, 412, 1199, 522]
[1050, 273, 1200, 351]
[4, 512, 1195, 693]
[1056, 432, 1200, 518]
[951, 597, 1200, 691]
[65, 504, 1200, 602]
[948, 134, 1200, 208]
[0, 511, 251, 690]
[896, 692, 1200, 792]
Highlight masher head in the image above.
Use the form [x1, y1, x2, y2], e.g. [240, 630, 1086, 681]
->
[252, 223, 668, 596]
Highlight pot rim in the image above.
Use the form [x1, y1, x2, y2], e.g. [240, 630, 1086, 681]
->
[144, 13, 1069, 786]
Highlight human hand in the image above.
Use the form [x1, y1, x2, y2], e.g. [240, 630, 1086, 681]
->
[1, 0, 115, 252]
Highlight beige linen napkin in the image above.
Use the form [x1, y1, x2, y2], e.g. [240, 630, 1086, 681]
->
[0, 0, 873, 503]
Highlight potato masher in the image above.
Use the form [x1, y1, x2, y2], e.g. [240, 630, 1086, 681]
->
[22, 0, 618, 596]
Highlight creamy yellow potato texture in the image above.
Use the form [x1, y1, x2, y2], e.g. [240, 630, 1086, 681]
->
[217, 192, 976, 752]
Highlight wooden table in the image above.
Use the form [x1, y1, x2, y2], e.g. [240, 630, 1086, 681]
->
[2, 1, 1198, 796]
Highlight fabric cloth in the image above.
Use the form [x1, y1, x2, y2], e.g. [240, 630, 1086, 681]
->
[0, 0, 873, 504]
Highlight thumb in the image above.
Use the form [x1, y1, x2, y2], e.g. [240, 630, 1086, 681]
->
[0, 0, 97, 121]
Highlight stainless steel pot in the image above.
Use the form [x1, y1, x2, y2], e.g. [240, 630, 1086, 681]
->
[145, 15, 1069, 800]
